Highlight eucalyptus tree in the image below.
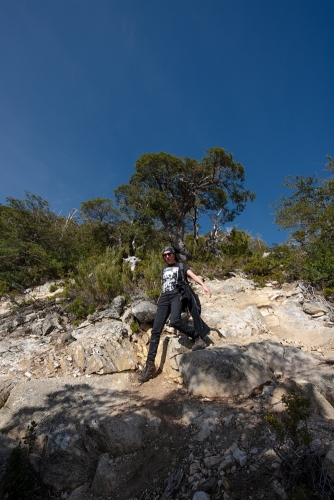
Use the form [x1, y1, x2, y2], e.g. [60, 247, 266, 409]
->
[115, 148, 255, 260]
[272, 156, 334, 285]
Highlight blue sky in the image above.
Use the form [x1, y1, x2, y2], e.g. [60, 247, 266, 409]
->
[0, 1, 333, 246]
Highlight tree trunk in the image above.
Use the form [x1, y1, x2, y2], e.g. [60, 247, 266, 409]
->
[169, 224, 190, 263]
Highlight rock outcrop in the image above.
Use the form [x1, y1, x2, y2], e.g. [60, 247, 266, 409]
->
[1, 276, 334, 499]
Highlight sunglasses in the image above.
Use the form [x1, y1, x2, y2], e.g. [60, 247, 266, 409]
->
[163, 252, 173, 257]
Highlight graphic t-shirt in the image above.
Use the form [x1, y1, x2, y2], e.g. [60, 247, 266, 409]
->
[161, 263, 189, 294]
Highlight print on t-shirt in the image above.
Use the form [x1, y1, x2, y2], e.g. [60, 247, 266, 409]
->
[162, 266, 179, 293]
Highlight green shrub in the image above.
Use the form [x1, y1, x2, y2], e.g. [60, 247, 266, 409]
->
[264, 390, 317, 498]
[49, 284, 58, 293]
[130, 320, 140, 333]
[137, 249, 162, 297]
[265, 389, 312, 448]
[67, 247, 126, 309]
[68, 296, 96, 320]
[146, 289, 161, 300]
[23, 420, 38, 456]
[303, 242, 334, 287]
[0, 280, 9, 297]
[323, 287, 334, 300]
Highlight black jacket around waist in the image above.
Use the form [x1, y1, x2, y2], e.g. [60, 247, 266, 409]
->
[179, 282, 210, 339]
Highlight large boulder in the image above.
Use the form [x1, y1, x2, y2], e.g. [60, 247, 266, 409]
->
[70, 319, 137, 374]
[179, 344, 273, 397]
[0, 375, 161, 492]
[131, 301, 157, 324]
[201, 305, 267, 339]
[273, 301, 334, 344]
[178, 340, 334, 399]
[155, 335, 192, 382]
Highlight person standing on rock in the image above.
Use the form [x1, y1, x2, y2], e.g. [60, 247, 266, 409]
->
[138, 246, 212, 383]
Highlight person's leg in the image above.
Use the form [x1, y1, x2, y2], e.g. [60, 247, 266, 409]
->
[146, 294, 171, 362]
[138, 294, 171, 383]
[169, 293, 196, 339]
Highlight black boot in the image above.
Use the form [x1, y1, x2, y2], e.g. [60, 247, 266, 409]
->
[138, 360, 156, 383]
[192, 336, 207, 351]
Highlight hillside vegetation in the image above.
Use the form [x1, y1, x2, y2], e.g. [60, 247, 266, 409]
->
[1, 152, 333, 316]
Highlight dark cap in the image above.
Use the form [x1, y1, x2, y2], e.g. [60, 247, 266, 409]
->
[162, 246, 175, 255]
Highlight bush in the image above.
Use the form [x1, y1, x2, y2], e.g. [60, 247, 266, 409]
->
[67, 248, 125, 309]
[244, 244, 303, 284]
[0, 280, 9, 297]
[67, 296, 96, 320]
[323, 287, 334, 300]
[265, 389, 312, 448]
[263, 389, 333, 498]
[137, 249, 162, 298]
[130, 320, 140, 333]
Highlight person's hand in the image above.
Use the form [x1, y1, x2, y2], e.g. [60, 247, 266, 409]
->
[203, 285, 212, 297]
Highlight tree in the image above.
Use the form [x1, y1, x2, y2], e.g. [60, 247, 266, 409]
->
[115, 148, 255, 259]
[0, 192, 80, 289]
[272, 156, 334, 286]
[79, 197, 165, 257]
[79, 197, 122, 251]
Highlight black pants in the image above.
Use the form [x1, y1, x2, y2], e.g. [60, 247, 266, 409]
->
[147, 290, 196, 362]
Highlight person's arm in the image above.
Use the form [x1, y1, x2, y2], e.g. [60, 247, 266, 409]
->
[186, 269, 212, 297]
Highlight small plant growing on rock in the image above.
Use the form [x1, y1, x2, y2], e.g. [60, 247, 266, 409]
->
[130, 320, 140, 333]
[0, 394, 7, 410]
[265, 389, 334, 499]
[265, 389, 312, 448]
[67, 296, 96, 320]
[23, 420, 38, 456]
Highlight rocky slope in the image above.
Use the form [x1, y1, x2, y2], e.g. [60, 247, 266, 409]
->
[1, 276, 334, 500]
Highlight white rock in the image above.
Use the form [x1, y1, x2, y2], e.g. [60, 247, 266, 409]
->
[192, 492, 210, 500]
[233, 448, 247, 467]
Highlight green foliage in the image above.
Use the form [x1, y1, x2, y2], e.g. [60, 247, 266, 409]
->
[221, 227, 252, 257]
[115, 148, 255, 257]
[272, 156, 334, 287]
[137, 249, 163, 298]
[66, 248, 127, 315]
[67, 296, 96, 320]
[23, 420, 38, 456]
[323, 287, 334, 299]
[0, 279, 9, 297]
[303, 241, 334, 287]
[265, 389, 312, 448]
[0, 192, 80, 290]
[130, 320, 140, 333]
[245, 243, 303, 285]
[146, 289, 161, 300]
[184, 230, 254, 279]
[49, 284, 58, 293]
[79, 197, 122, 252]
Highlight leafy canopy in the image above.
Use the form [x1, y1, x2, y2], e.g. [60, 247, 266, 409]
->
[115, 148, 255, 253]
[272, 156, 334, 286]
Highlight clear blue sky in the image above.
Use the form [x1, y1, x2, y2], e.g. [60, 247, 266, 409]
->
[1, 1, 333, 246]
